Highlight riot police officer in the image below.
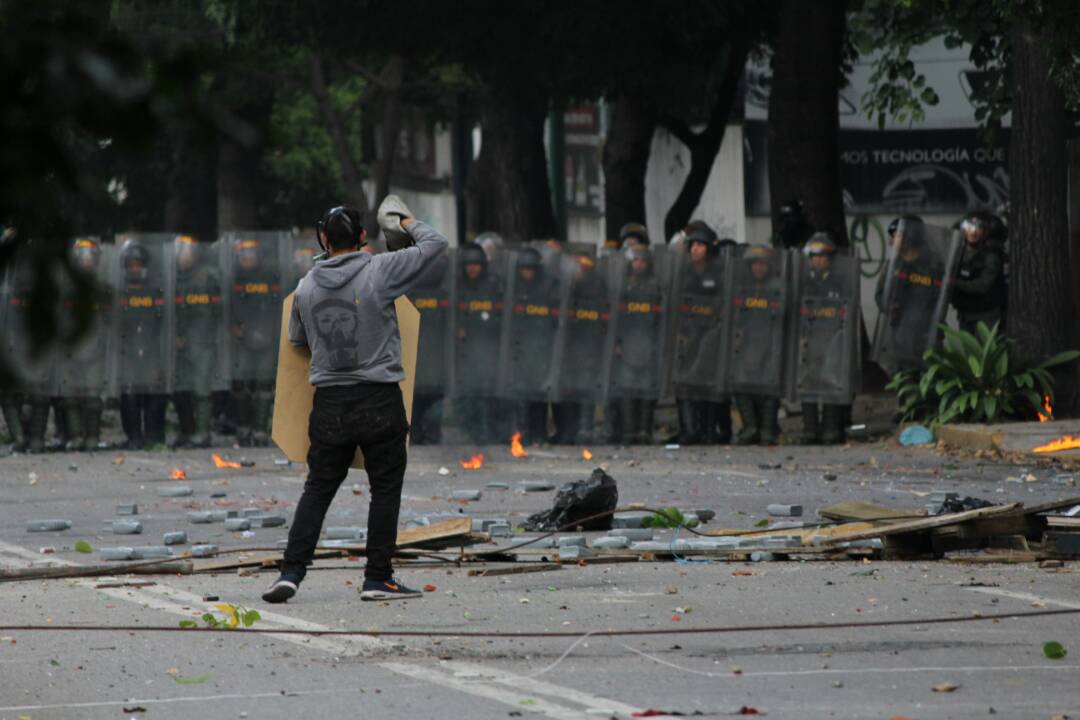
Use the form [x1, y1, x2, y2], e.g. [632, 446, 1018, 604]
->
[775, 200, 813, 250]
[798, 234, 848, 444]
[504, 246, 558, 444]
[411, 254, 451, 444]
[117, 238, 168, 449]
[453, 242, 504, 444]
[172, 235, 222, 448]
[619, 222, 650, 252]
[229, 238, 281, 447]
[613, 245, 664, 444]
[733, 246, 784, 445]
[952, 211, 1006, 334]
[673, 224, 729, 445]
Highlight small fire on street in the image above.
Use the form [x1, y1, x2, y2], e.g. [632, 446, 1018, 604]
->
[510, 432, 528, 458]
[1032, 434, 1080, 454]
[1037, 393, 1053, 422]
[212, 453, 242, 469]
[460, 453, 485, 470]
[581, 448, 593, 460]
[169, 468, 187, 480]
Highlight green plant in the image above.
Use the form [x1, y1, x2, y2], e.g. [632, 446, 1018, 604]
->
[642, 507, 699, 530]
[887, 322, 1079, 426]
[179, 603, 260, 630]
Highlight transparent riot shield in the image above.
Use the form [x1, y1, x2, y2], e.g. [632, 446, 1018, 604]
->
[55, 239, 115, 402]
[222, 232, 287, 387]
[871, 221, 960, 375]
[550, 245, 614, 403]
[788, 251, 860, 404]
[666, 245, 728, 400]
[496, 243, 562, 402]
[111, 234, 174, 396]
[607, 246, 671, 401]
[284, 233, 318, 292]
[412, 254, 452, 396]
[449, 244, 508, 399]
[169, 236, 229, 395]
[725, 246, 790, 396]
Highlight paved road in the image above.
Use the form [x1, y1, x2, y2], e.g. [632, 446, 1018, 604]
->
[1, 441, 1078, 719]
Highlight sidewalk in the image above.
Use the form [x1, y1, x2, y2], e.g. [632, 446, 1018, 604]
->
[937, 419, 1080, 459]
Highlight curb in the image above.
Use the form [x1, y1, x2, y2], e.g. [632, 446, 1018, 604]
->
[935, 424, 1005, 453]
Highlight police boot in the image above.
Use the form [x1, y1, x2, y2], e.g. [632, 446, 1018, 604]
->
[800, 403, 821, 445]
[676, 399, 701, 445]
[61, 399, 85, 452]
[190, 395, 213, 448]
[82, 398, 105, 450]
[2, 397, 27, 452]
[251, 390, 273, 447]
[759, 397, 781, 446]
[734, 395, 759, 445]
[619, 398, 639, 445]
[603, 401, 623, 444]
[48, 398, 68, 451]
[525, 402, 546, 445]
[233, 388, 253, 447]
[171, 392, 195, 449]
[143, 394, 167, 448]
[119, 394, 144, 449]
[638, 399, 656, 445]
[714, 401, 732, 444]
[26, 400, 49, 454]
[821, 404, 845, 445]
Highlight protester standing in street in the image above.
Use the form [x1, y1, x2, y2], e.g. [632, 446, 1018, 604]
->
[263, 197, 448, 603]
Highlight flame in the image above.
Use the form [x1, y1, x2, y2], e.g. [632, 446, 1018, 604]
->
[1033, 434, 1080, 454]
[169, 468, 187, 480]
[510, 432, 528, 458]
[459, 453, 485, 470]
[1037, 393, 1053, 422]
[212, 453, 242, 469]
[581, 448, 593, 460]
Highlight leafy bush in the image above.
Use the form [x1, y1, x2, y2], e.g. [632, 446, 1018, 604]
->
[642, 507, 699, 529]
[887, 322, 1079, 426]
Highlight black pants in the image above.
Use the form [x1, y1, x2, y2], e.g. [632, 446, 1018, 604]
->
[283, 383, 409, 582]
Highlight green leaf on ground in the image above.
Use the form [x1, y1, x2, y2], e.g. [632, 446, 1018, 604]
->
[1044, 641, 1067, 659]
[178, 620, 198, 629]
[74, 540, 93, 554]
[754, 518, 770, 528]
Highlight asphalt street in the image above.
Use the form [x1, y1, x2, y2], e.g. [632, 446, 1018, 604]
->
[1, 438, 1079, 719]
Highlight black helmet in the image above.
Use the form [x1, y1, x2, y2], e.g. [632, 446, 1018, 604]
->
[888, 214, 923, 237]
[717, 237, 737, 250]
[517, 247, 543, 270]
[743, 245, 773, 263]
[121, 238, 149, 282]
[460, 242, 487, 269]
[619, 222, 649, 245]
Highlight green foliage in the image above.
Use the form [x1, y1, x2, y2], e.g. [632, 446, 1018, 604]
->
[642, 507, 699, 530]
[179, 603, 260, 629]
[73, 540, 93, 554]
[886, 322, 1079, 426]
[1044, 641, 1068, 660]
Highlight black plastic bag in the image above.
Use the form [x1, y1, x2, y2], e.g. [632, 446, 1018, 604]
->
[521, 469, 618, 531]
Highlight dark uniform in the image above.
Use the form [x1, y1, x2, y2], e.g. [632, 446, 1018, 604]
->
[952, 212, 1006, 335]
[612, 246, 664, 444]
[56, 238, 111, 451]
[796, 234, 850, 444]
[8, 248, 56, 453]
[0, 229, 26, 451]
[452, 242, 504, 445]
[503, 247, 558, 444]
[229, 238, 281, 447]
[551, 253, 610, 445]
[411, 256, 451, 444]
[873, 224, 946, 371]
[673, 228, 729, 445]
[731, 246, 785, 445]
[172, 236, 222, 448]
[117, 238, 168, 449]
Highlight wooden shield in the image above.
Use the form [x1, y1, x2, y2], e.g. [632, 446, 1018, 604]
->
[271, 293, 419, 468]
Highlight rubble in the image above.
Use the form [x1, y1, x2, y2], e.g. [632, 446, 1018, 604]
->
[162, 531, 187, 545]
[767, 504, 803, 517]
[158, 485, 193, 497]
[101, 547, 135, 561]
[190, 544, 219, 558]
[250, 514, 286, 528]
[223, 518, 251, 531]
[115, 504, 138, 515]
[27, 519, 71, 532]
[111, 520, 142, 535]
[130, 546, 173, 559]
[325, 527, 366, 540]
[451, 489, 482, 501]
[520, 481, 555, 492]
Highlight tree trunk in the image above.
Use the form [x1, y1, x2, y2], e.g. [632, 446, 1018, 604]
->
[374, 54, 404, 209]
[766, 0, 848, 245]
[216, 132, 260, 231]
[660, 40, 749, 241]
[311, 53, 369, 219]
[165, 127, 217, 240]
[1008, 15, 1079, 413]
[470, 91, 556, 242]
[603, 98, 656, 241]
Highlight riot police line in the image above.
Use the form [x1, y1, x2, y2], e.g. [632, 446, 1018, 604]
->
[0, 214, 981, 451]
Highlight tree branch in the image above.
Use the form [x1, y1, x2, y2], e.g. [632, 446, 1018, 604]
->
[310, 52, 367, 211]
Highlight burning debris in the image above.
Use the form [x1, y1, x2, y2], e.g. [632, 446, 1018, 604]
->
[510, 432, 528, 458]
[1038, 394, 1054, 423]
[1034, 434, 1080, 454]
[212, 453, 242, 469]
[169, 468, 187, 480]
[581, 448, 593, 460]
[460, 453, 485, 470]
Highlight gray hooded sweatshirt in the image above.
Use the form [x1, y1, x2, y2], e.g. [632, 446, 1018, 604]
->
[288, 220, 448, 386]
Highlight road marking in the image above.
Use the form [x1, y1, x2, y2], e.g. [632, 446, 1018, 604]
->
[966, 587, 1080, 609]
[736, 663, 1080, 678]
[444, 660, 642, 716]
[0, 540, 641, 718]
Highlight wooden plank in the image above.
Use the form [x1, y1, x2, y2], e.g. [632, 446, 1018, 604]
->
[468, 564, 562, 577]
[1015, 496, 1080, 516]
[1047, 516, 1080, 528]
[817, 501, 925, 523]
[193, 517, 474, 573]
[819, 503, 1021, 545]
[0, 560, 193, 581]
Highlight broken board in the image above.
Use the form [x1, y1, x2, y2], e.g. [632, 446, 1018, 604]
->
[817, 501, 926, 523]
[819, 503, 1021, 545]
[271, 292, 419, 469]
[192, 517, 472, 573]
